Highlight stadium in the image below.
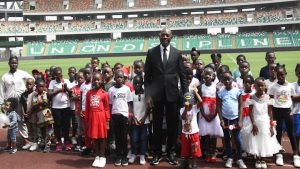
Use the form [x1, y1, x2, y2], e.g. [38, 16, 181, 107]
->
[0, 0, 299, 81]
[0, 1, 300, 169]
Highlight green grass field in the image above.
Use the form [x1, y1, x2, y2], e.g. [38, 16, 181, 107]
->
[0, 51, 299, 82]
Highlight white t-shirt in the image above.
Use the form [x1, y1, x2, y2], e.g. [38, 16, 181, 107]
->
[0, 69, 33, 104]
[132, 92, 149, 124]
[292, 82, 300, 114]
[80, 81, 92, 111]
[109, 85, 133, 117]
[68, 80, 77, 110]
[265, 79, 277, 92]
[48, 79, 71, 109]
[180, 105, 199, 134]
[236, 77, 244, 90]
[189, 77, 200, 92]
[268, 82, 295, 108]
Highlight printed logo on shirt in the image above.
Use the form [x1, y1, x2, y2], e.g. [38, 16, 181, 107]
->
[276, 91, 289, 105]
[90, 95, 100, 107]
[116, 93, 126, 99]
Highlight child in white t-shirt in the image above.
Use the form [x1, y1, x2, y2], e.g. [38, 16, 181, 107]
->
[109, 70, 133, 166]
[128, 75, 149, 165]
[293, 64, 300, 154]
[48, 67, 72, 152]
[179, 92, 202, 169]
[268, 63, 300, 167]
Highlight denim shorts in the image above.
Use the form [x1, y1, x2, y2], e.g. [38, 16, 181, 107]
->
[7, 127, 18, 142]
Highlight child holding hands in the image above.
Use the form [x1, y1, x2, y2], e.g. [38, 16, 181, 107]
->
[85, 72, 110, 168]
[180, 92, 202, 169]
[246, 77, 281, 169]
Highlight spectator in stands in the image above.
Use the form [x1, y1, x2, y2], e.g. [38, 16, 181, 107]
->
[144, 28, 188, 166]
[259, 51, 276, 79]
[0, 56, 33, 149]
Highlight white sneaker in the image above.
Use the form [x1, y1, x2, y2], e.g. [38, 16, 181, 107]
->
[255, 161, 261, 169]
[294, 155, 300, 168]
[98, 157, 106, 168]
[128, 154, 136, 164]
[237, 159, 247, 169]
[22, 142, 32, 150]
[10, 148, 17, 154]
[92, 156, 100, 167]
[275, 154, 284, 166]
[71, 137, 77, 145]
[261, 161, 267, 169]
[225, 158, 233, 168]
[29, 143, 38, 151]
[127, 150, 132, 158]
[140, 155, 146, 165]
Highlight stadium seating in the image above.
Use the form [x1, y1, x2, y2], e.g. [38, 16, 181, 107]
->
[236, 32, 270, 48]
[216, 34, 233, 49]
[22, 0, 284, 12]
[112, 37, 144, 53]
[2, 8, 298, 35]
[23, 30, 300, 57]
[69, 0, 93, 11]
[182, 35, 213, 50]
[273, 30, 300, 47]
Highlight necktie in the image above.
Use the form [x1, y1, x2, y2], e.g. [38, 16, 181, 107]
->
[163, 48, 167, 67]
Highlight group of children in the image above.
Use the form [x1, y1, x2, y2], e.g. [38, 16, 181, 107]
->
[1, 51, 300, 169]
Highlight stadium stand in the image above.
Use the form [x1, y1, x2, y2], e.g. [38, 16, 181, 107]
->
[23, 0, 285, 12]
[1, 8, 299, 35]
[236, 32, 270, 48]
[22, 30, 300, 57]
[216, 34, 233, 49]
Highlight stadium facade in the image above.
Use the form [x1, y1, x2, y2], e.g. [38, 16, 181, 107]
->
[0, 0, 299, 58]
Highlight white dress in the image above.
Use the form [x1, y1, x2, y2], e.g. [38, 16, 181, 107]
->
[245, 94, 281, 157]
[198, 83, 224, 137]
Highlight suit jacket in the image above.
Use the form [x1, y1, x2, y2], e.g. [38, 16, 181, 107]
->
[144, 45, 188, 102]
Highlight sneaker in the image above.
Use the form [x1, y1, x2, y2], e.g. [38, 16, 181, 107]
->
[29, 143, 38, 151]
[150, 155, 162, 165]
[127, 150, 132, 158]
[56, 142, 63, 152]
[114, 158, 122, 166]
[294, 155, 300, 168]
[10, 148, 17, 154]
[71, 137, 77, 145]
[275, 154, 284, 166]
[237, 159, 247, 169]
[255, 161, 261, 169]
[261, 161, 267, 169]
[166, 154, 178, 165]
[43, 144, 51, 153]
[64, 142, 72, 151]
[128, 154, 136, 164]
[81, 148, 91, 156]
[140, 155, 146, 165]
[191, 164, 198, 169]
[122, 157, 129, 166]
[98, 157, 106, 168]
[22, 142, 32, 150]
[225, 158, 233, 168]
[92, 156, 100, 167]
[74, 145, 82, 152]
[3, 147, 11, 152]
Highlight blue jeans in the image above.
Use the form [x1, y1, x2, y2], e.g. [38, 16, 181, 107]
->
[130, 124, 148, 155]
[222, 117, 242, 159]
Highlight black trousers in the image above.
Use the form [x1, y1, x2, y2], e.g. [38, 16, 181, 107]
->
[52, 107, 71, 142]
[152, 99, 179, 156]
[273, 107, 298, 152]
[112, 114, 129, 158]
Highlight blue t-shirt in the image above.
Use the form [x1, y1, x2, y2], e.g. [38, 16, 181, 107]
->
[218, 87, 241, 120]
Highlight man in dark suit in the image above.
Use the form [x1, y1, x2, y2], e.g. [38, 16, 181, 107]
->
[144, 28, 188, 165]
